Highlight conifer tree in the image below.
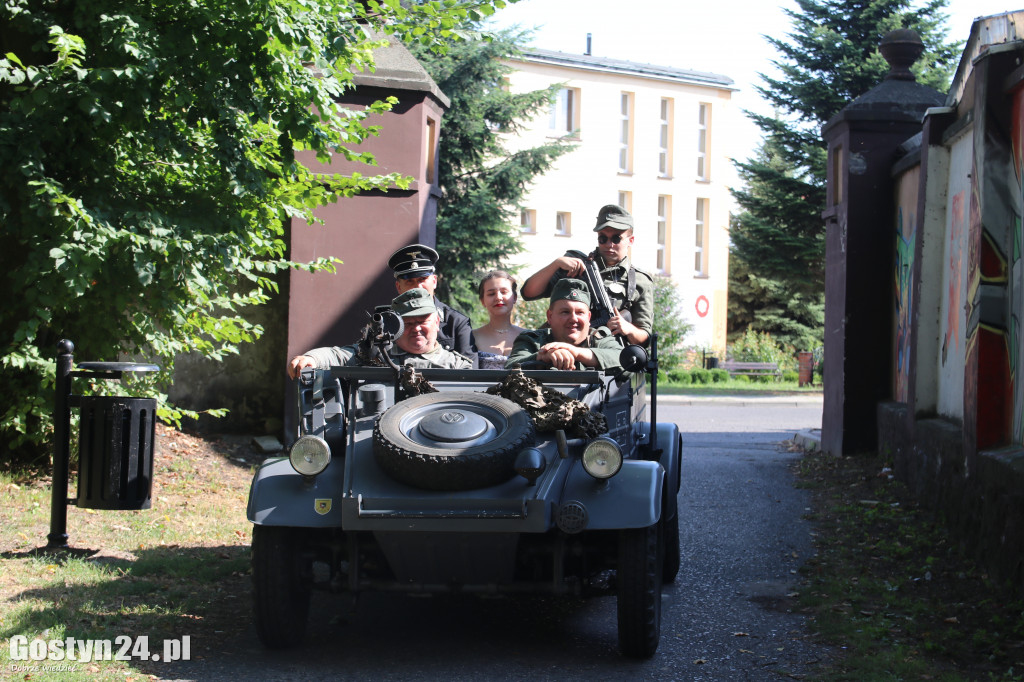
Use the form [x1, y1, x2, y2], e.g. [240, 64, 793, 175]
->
[410, 27, 575, 316]
[729, 0, 961, 348]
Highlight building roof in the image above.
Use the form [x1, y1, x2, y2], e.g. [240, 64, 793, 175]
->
[946, 11, 1024, 107]
[516, 48, 735, 90]
[353, 31, 450, 108]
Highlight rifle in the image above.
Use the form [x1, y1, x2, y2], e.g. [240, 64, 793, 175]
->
[566, 249, 616, 329]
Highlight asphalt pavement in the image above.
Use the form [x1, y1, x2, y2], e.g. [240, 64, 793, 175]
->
[166, 395, 830, 681]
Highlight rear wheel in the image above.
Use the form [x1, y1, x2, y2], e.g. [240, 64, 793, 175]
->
[616, 523, 662, 658]
[252, 525, 311, 648]
[661, 507, 681, 583]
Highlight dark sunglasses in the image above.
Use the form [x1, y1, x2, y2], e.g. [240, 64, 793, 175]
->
[598, 234, 625, 245]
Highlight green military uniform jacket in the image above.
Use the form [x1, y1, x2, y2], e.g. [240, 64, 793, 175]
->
[505, 327, 623, 371]
[525, 252, 654, 336]
[305, 343, 472, 370]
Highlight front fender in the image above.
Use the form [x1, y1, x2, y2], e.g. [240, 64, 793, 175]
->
[651, 421, 682, 520]
[561, 459, 664, 530]
[246, 457, 346, 527]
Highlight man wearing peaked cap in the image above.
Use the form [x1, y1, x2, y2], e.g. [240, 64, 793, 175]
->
[386, 243, 475, 360]
[287, 288, 472, 376]
[520, 204, 654, 346]
[505, 278, 623, 371]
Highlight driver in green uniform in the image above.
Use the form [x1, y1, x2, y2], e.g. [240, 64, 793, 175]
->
[505, 278, 623, 371]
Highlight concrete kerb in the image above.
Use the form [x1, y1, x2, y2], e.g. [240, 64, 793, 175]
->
[654, 393, 824, 408]
[650, 393, 824, 452]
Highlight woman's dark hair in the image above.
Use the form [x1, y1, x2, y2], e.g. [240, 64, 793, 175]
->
[477, 270, 518, 300]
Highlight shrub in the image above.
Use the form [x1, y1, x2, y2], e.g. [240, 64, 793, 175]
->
[651, 275, 694, 370]
[690, 368, 711, 385]
[657, 369, 669, 384]
[733, 374, 750, 384]
[668, 369, 690, 384]
[782, 369, 799, 382]
[711, 369, 729, 383]
[729, 328, 792, 370]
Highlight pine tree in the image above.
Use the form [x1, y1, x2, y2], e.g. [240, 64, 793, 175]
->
[409, 27, 575, 317]
[729, 0, 961, 348]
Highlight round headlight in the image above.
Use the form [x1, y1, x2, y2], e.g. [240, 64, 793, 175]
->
[289, 435, 331, 476]
[582, 436, 622, 479]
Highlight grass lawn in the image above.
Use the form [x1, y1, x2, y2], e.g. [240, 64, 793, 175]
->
[0, 425, 255, 681]
[658, 378, 823, 395]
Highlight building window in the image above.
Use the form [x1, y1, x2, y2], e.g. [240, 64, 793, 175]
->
[425, 117, 437, 185]
[520, 209, 536, 234]
[695, 198, 708, 276]
[617, 191, 632, 213]
[657, 195, 671, 273]
[555, 211, 571, 236]
[831, 144, 843, 205]
[697, 103, 710, 180]
[549, 87, 580, 135]
[618, 92, 633, 173]
[658, 98, 673, 177]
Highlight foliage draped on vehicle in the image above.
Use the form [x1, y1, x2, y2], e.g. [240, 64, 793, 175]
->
[727, 0, 961, 349]
[0, 0, 511, 463]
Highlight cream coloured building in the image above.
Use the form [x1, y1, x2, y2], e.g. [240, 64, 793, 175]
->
[501, 48, 737, 353]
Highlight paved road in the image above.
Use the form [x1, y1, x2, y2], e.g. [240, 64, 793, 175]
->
[168, 398, 830, 681]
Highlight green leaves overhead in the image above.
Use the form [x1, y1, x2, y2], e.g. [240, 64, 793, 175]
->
[0, 0, 512, 462]
[728, 0, 960, 349]
[408, 23, 575, 315]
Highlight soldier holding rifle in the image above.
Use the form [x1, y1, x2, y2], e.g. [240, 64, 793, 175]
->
[520, 204, 653, 346]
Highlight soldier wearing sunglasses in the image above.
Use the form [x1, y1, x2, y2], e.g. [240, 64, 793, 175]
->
[521, 204, 653, 345]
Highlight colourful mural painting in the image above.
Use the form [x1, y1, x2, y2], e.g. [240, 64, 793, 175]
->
[967, 90, 1020, 451]
[1011, 85, 1024, 443]
[941, 191, 965, 367]
[894, 202, 915, 402]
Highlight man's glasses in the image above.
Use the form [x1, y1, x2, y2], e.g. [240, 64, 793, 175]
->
[598, 234, 624, 245]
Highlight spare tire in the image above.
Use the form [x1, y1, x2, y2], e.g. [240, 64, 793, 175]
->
[373, 391, 535, 491]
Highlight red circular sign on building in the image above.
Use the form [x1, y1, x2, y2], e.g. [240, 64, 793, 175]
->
[695, 295, 710, 318]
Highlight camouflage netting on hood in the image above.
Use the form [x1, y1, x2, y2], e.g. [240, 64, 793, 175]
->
[400, 366, 438, 395]
[486, 367, 607, 439]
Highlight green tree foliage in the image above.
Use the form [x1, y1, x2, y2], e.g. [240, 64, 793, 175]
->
[651, 275, 693, 371]
[0, 0, 510, 462]
[728, 217, 824, 352]
[729, 328, 792, 371]
[409, 25, 575, 316]
[729, 0, 960, 347]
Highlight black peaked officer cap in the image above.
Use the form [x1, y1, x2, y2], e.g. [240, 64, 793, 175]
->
[388, 243, 439, 279]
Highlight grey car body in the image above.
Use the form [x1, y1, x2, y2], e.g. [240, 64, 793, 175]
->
[247, 348, 682, 658]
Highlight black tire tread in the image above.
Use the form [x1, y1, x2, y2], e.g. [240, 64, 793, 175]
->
[617, 524, 662, 658]
[252, 525, 311, 649]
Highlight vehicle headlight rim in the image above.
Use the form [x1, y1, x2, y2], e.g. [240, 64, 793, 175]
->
[289, 435, 332, 476]
[582, 436, 623, 479]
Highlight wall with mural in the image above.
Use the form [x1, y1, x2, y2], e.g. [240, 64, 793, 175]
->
[893, 168, 920, 402]
[965, 83, 1022, 450]
[1012, 84, 1024, 444]
[936, 134, 972, 420]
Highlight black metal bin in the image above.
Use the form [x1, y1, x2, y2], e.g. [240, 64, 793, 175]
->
[77, 395, 157, 510]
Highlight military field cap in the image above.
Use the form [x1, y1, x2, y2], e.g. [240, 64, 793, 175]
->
[550, 278, 591, 308]
[593, 204, 634, 232]
[391, 288, 438, 317]
[388, 243, 438, 279]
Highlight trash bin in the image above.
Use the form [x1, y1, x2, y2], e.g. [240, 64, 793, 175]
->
[705, 356, 719, 370]
[797, 351, 814, 387]
[77, 396, 157, 510]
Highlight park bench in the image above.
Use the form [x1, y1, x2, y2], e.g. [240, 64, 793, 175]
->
[719, 360, 781, 379]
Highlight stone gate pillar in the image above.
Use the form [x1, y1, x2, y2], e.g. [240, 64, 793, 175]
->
[819, 30, 944, 455]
